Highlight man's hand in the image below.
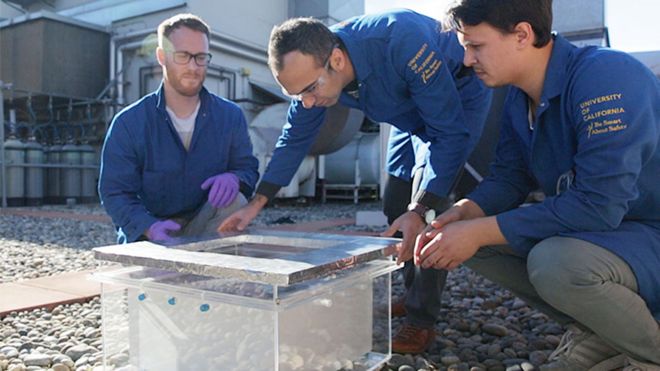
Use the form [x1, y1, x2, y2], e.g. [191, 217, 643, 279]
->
[146, 220, 181, 242]
[415, 216, 506, 270]
[381, 211, 426, 265]
[413, 204, 464, 263]
[218, 194, 268, 232]
[415, 220, 482, 270]
[201, 173, 240, 208]
[414, 199, 485, 265]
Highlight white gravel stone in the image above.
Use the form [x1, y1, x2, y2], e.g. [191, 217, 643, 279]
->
[22, 353, 51, 367]
[51, 363, 70, 371]
[65, 344, 95, 362]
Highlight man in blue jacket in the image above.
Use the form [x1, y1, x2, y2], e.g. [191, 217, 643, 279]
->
[416, 0, 660, 369]
[99, 14, 258, 244]
[219, 10, 492, 353]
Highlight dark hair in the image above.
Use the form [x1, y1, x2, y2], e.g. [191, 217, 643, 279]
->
[268, 17, 337, 71]
[445, 0, 553, 47]
[158, 13, 210, 48]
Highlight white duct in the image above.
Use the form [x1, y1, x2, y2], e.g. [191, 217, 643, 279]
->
[323, 133, 380, 185]
[248, 102, 365, 198]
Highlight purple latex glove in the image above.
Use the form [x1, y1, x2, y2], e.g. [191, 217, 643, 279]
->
[201, 172, 240, 208]
[146, 220, 181, 242]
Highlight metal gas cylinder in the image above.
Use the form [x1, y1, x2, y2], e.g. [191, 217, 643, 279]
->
[3, 137, 26, 206]
[46, 142, 63, 204]
[24, 137, 44, 206]
[80, 142, 97, 203]
[61, 140, 81, 203]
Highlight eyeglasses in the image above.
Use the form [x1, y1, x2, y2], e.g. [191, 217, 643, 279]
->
[285, 44, 337, 101]
[171, 51, 213, 66]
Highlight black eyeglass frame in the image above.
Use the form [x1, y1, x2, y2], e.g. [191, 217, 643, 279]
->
[170, 51, 213, 67]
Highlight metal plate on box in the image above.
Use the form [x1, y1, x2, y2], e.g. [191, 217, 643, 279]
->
[93, 229, 399, 286]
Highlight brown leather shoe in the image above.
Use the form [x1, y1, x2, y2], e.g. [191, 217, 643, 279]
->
[392, 323, 435, 354]
[392, 297, 407, 318]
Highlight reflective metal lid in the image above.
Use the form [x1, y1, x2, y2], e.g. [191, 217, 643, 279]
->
[93, 229, 399, 286]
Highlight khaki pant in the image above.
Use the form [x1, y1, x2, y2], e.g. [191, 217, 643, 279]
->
[465, 237, 660, 364]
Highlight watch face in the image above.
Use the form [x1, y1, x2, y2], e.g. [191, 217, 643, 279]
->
[425, 209, 436, 224]
[408, 203, 436, 224]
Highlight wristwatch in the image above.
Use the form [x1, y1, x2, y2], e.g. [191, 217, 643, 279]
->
[407, 203, 436, 224]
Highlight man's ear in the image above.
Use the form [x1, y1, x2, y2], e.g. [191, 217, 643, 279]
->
[513, 22, 534, 49]
[330, 47, 345, 71]
[156, 46, 166, 66]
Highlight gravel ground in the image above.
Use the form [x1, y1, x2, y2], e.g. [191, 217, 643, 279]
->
[0, 200, 382, 284]
[0, 200, 564, 371]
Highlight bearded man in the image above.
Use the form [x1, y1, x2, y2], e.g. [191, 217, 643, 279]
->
[99, 13, 258, 244]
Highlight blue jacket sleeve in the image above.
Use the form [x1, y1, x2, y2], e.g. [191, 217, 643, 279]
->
[385, 126, 415, 181]
[468, 93, 537, 215]
[226, 109, 259, 195]
[98, 114, 157, 242]
[390, 26, 471, 201]
[497, 54, 659, 255]
[258, 101, 326, 195]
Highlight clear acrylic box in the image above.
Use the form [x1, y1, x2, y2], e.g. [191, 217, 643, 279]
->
[93, 230, 399, 371]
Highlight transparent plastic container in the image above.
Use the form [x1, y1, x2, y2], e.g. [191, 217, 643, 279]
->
[92, 231, 399, 371]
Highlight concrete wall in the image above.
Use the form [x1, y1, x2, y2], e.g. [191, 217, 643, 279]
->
[111, 0, 363, 120]
[1, 0, 364, 142]
[0, 3, 19, 19]
[552, 0, 607, 46]
[108, 2, 282, 118]
[2, 0, 364, 105]
[0, 17, 109, 98]
[290, 0, 363, 24]
[552, 0, 605, 33]
[188, 0, 288, 48]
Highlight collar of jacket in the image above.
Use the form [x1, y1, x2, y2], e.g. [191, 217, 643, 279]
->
[154, 81, 210, 114]
[508, 34, 574, 112]
[333, 30, 373, 83]
[540, 34, 574, 102]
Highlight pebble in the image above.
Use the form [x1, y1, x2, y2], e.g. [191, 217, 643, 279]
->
[2, 347, 19, 359]
[529, 350, 548, 366]
[441, 355, 461, 366]
[0, 202, 567, 370]
[66, 344, 95, 361]
[51, 364, 69, 371]
[511, 298, 527, 310]
[415, 356, 430, 370]
[22, 353, 51, 367]
[488, 343, 502, 357]
[545, 335, 561, 347]
[482, 323, 509, 337]
[388, 354, 410, 369]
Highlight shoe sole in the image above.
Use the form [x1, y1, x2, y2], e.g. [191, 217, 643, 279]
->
[392, 310, 407, 318]
[392, 335, 435, 354]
